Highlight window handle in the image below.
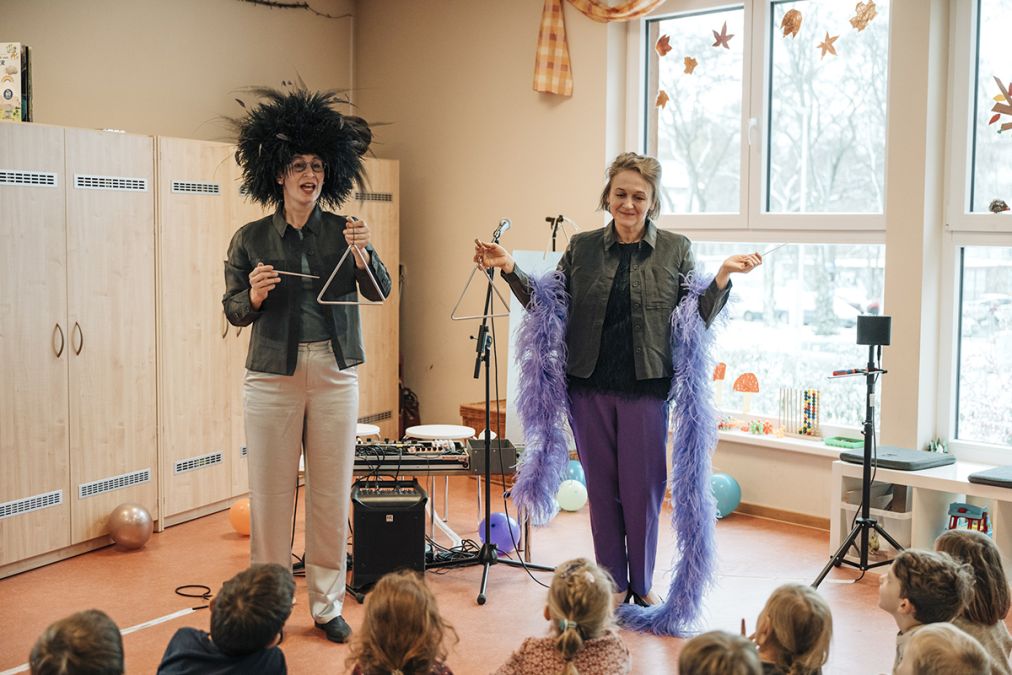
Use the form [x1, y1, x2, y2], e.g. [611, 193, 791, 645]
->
[747, 117, 758, 147]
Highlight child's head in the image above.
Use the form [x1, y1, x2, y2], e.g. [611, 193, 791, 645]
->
[210, 563, 294, 657]
[878, 549, 973, 628]
[895, 622, 991, 675]
[678, 630, 762, 675]
[935, 529, 1010, 625]
[754, 583, 832, 675]
[347, 570, 457, 675]
[546, 558, 615, 673]
[29, 609, 124, 675]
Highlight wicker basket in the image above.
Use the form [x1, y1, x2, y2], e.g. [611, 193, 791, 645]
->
[459, 399, 506, 438]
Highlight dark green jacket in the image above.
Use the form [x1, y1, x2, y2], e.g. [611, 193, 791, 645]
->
[502, 220, 729, 381]
[222, 206, 391, 375]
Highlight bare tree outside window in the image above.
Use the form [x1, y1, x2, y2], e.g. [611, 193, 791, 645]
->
[768, 0, 890, 213]
[649, 8, 744, 214]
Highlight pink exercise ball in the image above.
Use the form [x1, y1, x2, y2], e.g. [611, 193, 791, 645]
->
[108, 503, 153, 549]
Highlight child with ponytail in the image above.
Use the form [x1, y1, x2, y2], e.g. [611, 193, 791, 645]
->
[495, 558, 630, 675]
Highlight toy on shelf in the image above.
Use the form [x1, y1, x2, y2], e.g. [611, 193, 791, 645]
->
[733, 372, 759, 415]
[717, 416, 739, 431]
[947, 502, 990, 534]
[713, 362, 727, 406]
[824, 436, 863, 449]
[778, 387, 821, 438]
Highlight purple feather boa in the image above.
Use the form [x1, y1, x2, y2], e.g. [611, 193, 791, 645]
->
[616, 272, 719, 635]
[513, 270, 719, 636]
[511, 271, 571, 526]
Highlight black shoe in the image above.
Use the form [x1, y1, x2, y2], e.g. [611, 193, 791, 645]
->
[315, 616, 352, 643]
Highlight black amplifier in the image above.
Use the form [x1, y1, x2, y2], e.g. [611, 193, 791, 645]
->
[467, 438, 518, 476]
[351, 478, 427, 589]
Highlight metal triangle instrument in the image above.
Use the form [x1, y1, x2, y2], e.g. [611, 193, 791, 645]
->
[449, 264, 512, 321]
[316, 244, 387, 306]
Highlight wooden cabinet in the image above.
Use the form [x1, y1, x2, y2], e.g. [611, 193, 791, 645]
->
[0, 125, 158, 569]
[65, 128, 158, 544]
[1, 124, 399, 574]
[155, 137, 236, 520]
[0, 123, 71, 565]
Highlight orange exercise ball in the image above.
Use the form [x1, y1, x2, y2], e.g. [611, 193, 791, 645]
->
[108, 503, 153, 550]
[229, 498, 251, 536]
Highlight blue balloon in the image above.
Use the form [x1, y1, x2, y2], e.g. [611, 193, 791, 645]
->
[711, 473, 741, 519]
[565, 459, 586, 486]
[478, 512, 521, 554]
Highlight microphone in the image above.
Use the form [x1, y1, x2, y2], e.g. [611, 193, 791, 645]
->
[491, 218, 511, 243]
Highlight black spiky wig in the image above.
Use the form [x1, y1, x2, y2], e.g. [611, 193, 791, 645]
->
[231, 87, 372, 209]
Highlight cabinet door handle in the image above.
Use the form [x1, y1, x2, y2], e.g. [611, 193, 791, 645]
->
[72, 321, 83, 355]
[53, 323, 65, 358]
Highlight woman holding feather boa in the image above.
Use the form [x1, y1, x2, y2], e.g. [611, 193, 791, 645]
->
[473, 153, 761, 633]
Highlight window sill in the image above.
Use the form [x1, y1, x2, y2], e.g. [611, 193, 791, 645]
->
[716, 429, 843, 459]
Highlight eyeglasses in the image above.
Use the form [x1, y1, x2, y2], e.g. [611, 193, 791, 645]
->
[288, 160, 325, 175]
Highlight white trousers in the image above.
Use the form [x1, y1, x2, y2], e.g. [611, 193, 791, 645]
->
[244, 341, 358, 622]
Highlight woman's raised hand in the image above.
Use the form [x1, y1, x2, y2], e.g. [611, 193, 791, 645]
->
[715, 252, 762, 289]
[473, 239, 515, 275]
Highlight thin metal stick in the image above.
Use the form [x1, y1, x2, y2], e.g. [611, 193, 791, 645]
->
[275, 269, 320, 280]
[761, 243, 787, 256]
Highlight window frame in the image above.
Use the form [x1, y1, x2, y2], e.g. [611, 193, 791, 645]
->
[945, 0, 1012, 233]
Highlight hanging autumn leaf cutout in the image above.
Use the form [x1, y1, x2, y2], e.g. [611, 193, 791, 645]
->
[850, 1, 877, 31]
[655, 34, 672, 57]
[656, 89, 670, 109]
[781, 9, 802, 38]
[712, 22, 734, 49]
[684, 56, 698, 74]
[990, 76, 1012, 134]
[818, 32, 839, 59]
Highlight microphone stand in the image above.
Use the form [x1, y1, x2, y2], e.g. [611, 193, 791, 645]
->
[429, 223, 555, 604]
[813, 344, 903, 587]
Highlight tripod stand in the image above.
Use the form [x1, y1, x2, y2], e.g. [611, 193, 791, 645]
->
[432, 226, 555, 604]
[813, 340, 903, 588]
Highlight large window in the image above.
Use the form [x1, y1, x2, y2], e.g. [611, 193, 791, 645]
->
[955, 248, 1012, 446]
[767, 1, 889, 213]
[969, 0, 1012, 212]
[695, 242, 884, 427]
[641, 0, 891, 432]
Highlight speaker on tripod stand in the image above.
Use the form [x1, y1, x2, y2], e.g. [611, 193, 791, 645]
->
[813, 315, 904, 587]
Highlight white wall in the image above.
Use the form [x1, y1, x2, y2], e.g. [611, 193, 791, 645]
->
[355, 0, 625, 424]
[2, 0, 354, 139]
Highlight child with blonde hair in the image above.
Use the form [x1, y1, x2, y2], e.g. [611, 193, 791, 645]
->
[346, 570, 456, 675]
[495, 558, 630, 675]
[936, 529, 1012, 674]
[878, 548, 974, 672]
[679, 630, 762, 675]
[753, 583, 832, 675]
[895, 622, 996, 675]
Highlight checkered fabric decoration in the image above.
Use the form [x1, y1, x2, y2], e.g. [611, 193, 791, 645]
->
[533, 0, 664, 97]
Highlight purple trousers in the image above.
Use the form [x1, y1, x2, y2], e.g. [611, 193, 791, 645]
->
[569, 388, 668, 596]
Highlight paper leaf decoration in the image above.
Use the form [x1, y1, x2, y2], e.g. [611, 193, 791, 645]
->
[655, 89, 670, 109]
[684, 56, 698, 74]
[655, 34, 672, 57]
[733, 372, 759, 393]
[850, 1, 877, 31]
[818, 32, 839, 59]
[712, 22, 734, 49]
[990, 76, 1012, 133]
[781, 9, 802, 38]
[713, 362, 726, 381]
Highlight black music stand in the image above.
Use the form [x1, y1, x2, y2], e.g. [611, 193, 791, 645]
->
[434, 226, 555, 604]
[813, 315, 903, 587]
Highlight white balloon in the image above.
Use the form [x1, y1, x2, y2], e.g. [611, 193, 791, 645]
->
[556, 479, 588, 512]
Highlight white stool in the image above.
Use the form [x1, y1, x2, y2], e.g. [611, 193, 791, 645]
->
[405, 425, 475, 548]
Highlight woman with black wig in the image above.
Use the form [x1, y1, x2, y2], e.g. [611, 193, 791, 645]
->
[223, 88, 391, 644]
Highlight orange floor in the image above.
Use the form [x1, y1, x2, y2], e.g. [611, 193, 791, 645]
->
[1, 477, 900, 674]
